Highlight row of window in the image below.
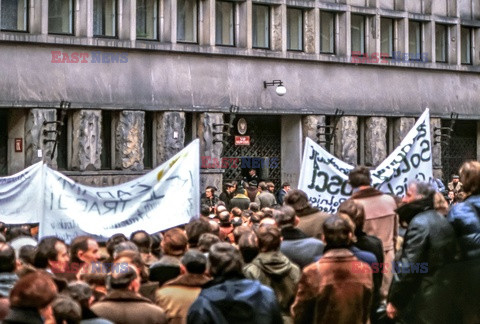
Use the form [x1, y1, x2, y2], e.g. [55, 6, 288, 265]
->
[0, 0, 476, 64]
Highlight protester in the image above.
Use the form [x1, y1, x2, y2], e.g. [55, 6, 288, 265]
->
[198, 233, 220, 256]
[64, 281, 113, 323]
[276, 182, 291, 206]
[219, 183, 236, 210]
[187, 242, 282, 324]
[0, 243, 18, 321]
[200, 186, 219, 213]
[447, 161, 480, 323]
[448, 174, 463, 193]
[255, 182, 277, 209]
[387, 181, 457, 323]
[283, 189, 330, 239]
[130, 230, 158, 266]
[155, 250, 211, 324]
[91, 265, 167, 324]
[185, 218, 211, 250]
[51, 295, 82, 324]
[70, 236, 102, 280]
[218, 211, 234, 243]
[237, 232, 259, 264]
[291, 215, 373, 323]
[274, 206, 324, 269]
[229, 188, 251, 210]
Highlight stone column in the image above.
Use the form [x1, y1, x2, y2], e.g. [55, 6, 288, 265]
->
[71, 110, 102, 171]
[430, 117, 442, 179]
[304, 8, 317, 54]
[114, 111, 145, 171]
[271, 4, 284, 51]
[393, 117, 415, 148]
[25, 108, 57, 167]
[155, 111, 185, 165]
[334, 116, 358, 166]
[302, 115, 327, 148]
[365, 117, 387, 167]
[198, 113, 224, 191]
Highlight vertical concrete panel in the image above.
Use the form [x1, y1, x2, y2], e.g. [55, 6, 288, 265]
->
[304, 9, 316, 54]
[430, 118, 442, 176]
[71, 110, 102, 171]
[155, 111, 186, 165]
[8, 110, 27, 174]
[198, 113, 224, 191]
[302, 115, 327, 148]
[334, 116, 358, 166]
[393, 117, 415, 148]
[25, 108, 57, 167]
[365, 117, 387, 167]
[115, 110, 145, 171]
[282, 115, 302, 188]
[272, 5, 283, 51]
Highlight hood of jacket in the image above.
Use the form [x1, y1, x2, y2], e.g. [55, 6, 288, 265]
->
[0, 272, 18, 298]
[252, 251, 294, 278]
[396, 193, 434, 225]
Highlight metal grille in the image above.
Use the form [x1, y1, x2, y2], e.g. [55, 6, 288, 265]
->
[441, 120, 477, 183]
[222, 115, 282, 188]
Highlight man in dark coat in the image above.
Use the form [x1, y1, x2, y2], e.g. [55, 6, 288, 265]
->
[0, 243, 18, 321]
[187, 242, 282, 324]
[219, 183, 236, 209]
[229, 189, 251, 211]
[387, 181, 457, 324]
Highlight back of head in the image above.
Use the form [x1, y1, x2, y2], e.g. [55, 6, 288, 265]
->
[261, 207, 273, 218]
[231, 216, 243, 228]
[256, 226, 281, 252]
[413, 181, 436, 198]
[185, 218, 211, 248]
[163, 228, 188, 256]
[19, 245, 36, 266]
[130, 230, 152, 254]
[348, 166, 372, 188]
[106, 233, 128, 258]
[259, 182, 268, 191]
[460, 160, 480, 195]
[65, 281, 92, 306]
[233, 226, 253, 245]
[52, 296, 81, 324]
[200, 204, 211, 217]
[208, 242, 244, 277]
[181, 250, 207, 274]
[322, 215, 353, 248]
[10, 271, 58, 308]
[0, 242, 16, 273]
[109, 265, 137, 290]
[238, 232, 259, 264]
[198, 233, 221, 253]
[274, 206, 296, 228]
[284, 189, 310, 212]
[249, 202, 260, 212]
[113, 241, 139, 259]
[218, 211, 231, 226]
[338, 200, 365, 232]
[34, 236, 62, 269]
[231, 207, 243, 217]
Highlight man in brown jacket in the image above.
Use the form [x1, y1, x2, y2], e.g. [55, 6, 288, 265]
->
[348, 166, 398, 302]
[291, 215, 373, 323]
[155, 250, 211, 324]
[92, 265, 167, 324]
[283, 189, 331, 240]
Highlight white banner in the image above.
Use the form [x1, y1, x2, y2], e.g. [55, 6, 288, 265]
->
[0, 162, 44, 224]
[299, 109, 433, 213]
[40, 139, 200, 243]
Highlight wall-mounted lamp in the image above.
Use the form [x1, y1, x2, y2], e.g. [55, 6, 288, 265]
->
[264, 80, 286, 96]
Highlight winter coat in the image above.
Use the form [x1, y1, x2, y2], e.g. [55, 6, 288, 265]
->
[280, 227, 324, 269]
[255, 191, 277, 209]
[187, 275, 282, 324]
[295, 207, 331, 240]
[229, 194, 251, 210]
[2, 307, 43, 324]
[291, 249, 373, 324]
[91, 290, 167, 324]
[155, 273, 211, 324]
[389, 195, 457, 324]
[244, 251, 301, 314]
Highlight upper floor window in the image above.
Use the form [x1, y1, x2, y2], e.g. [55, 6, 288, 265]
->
[287, 8, 303, 51]
[1, 0, 28, 32]
[408, 21, 422, 61]
[380, 18, 393, 57]
[320, 11, 335, 54]
[435, 24, 448, 63]
[252, 4, 269, 49]
[94, 0, 116, 37]
[177, 0, 197, 43]
[137, 0, 158, 40]
[48, 0, 74, 35]
[216, 1, 235, 46]
[461, 26, 472, 65]
[351, 14, 365, 55]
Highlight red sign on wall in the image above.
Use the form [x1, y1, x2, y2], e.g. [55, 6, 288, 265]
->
[235, 136, 250, 146]
[15, 138, 23, 152]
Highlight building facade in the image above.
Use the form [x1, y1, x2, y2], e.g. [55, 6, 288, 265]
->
[0, 0, 479, 190]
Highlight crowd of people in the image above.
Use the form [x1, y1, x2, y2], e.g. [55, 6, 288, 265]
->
[0, 162, 479, 324]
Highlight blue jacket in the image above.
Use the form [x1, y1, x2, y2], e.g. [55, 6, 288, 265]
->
[447, 194, 480, 260]
[280, 227, 324, 269]
[187, 276, 282, 324]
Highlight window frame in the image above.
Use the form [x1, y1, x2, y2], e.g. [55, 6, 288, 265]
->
[177, 0, 199, 44]
[93, 0, 118, 38]
[48, 0, 75, 35]
[351, 14, 366, 55]
[136, 0, 159, 40]
[286, 7, 304, 52]
[0, 0, 29, 32]
[215, 0, 236, 47]
[320, 11, 335, 54]
[408, 20, 423, 61]
[461, 26, 473, 65]
[380, 17, 394, 58]
[252, 4, 270, 49]
[435, 23, 448, 63]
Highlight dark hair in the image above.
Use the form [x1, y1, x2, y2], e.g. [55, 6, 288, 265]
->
[0, 243, 16, 273]
[198, 233, 221, 253]
[261, 207, 273, 218]
[6, 226, 31, 242]
[65, 281, 92, 308]
[274, 206, 296, 228]
[259, 182, 268, 191]
[19, 245, 36, 266]
[241, 210, 253, 219]
[130, 230, 152, 254]
[106, 233, 128, 258]
[70, 236, 92, 264]
[52, 296, 81, 324]
[109, 265, 137, 290]
[323, 215, 353, 248]
[200, 204, 211, 217]
[218, 211, 231, 226]
[233, 226, 253, 245]
[209, 220, 220, 237]
[208, 242, 244, 277]
[113, 241, 139, 259]
[10, 271, 57, 308]
[238, 232, 259, 264]
[181, 250, 207, 274]
[410, 181, 435, 198]
[256, 226, 281, 252]
[231, 207, 242, 217]
[460, 161, 480, 195]
[283, 189, 310, 211]
[282, 182, 290, 188]
[114, 250, 148, 282]
[249, 202, 260, 212]
[231, 217, 243, 228]
[250, 212, 264, 224]
[34, 236, 64, 269]
[163, 228, 188, 256]
[338, 200, 365, 232]
[185, 218, 211, 248]
[348, 166, 371, 188]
